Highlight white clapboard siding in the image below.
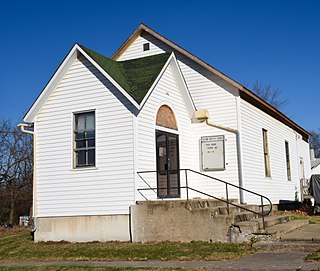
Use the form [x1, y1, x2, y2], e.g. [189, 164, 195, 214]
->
[136, 63, 193, 201]
[35, 56, 135, 217]
[118, 32, 311, 204]
[175, 53, 238, 129]
[190, 123, 240, 200]
[240, 99, 310, 203]
[118, 32, 239, 129]
[120, 33, 244, 200]
[117, 33, 169, 61]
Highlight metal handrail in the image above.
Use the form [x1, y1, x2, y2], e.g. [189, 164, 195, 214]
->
[137, 169, 273, 229]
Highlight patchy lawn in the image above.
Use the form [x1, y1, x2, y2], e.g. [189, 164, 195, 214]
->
[0, 267, 186, 271]
[0, 232, 254, 263]
[275, 210, 320, 224]
[306, 250, 320, 262]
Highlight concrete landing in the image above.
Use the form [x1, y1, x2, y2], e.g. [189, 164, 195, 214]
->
[280, 224, 320, 242]
[253, 224, 320, 252]
[265, 219, 309, 238]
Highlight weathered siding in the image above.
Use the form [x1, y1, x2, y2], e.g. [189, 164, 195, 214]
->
[240, 99, 310, 203]
[35, 56, 135, 217]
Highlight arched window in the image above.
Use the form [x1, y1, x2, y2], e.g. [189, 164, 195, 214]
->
[156, 105, 178, 130]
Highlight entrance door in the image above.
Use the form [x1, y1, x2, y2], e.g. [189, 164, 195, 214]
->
[156, 130, 180, 198]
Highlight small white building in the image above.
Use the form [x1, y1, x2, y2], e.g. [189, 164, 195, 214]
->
[23, 24, 311, 242]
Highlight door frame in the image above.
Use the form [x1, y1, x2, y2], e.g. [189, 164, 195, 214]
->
[155, 130, 180, 198]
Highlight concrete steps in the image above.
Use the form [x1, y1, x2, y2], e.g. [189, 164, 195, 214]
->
[265, 219, 309, 238]
[134, 198, 311, 243]
[136, 198, 239, 209]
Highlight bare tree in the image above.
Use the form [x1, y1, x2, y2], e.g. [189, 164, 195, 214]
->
[310, 129, 320, 158]
[0, 120, 33, 225]
[252, 81, 288, 111]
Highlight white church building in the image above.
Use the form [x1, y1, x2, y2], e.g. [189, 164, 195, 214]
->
[22, 24, 311, 242]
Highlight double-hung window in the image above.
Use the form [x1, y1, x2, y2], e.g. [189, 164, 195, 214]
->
[74, 111, 95, 167]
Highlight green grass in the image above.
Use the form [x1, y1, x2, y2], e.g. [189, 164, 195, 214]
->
[307, 250, 320, 262]
[0, 232, 254, 262]
[275, 211, 320, 224]
[290, 214, 320, 224]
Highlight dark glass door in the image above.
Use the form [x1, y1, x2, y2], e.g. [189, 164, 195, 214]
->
[156, 130, 180, 198]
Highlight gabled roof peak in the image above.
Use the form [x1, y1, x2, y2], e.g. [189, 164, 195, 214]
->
[112, 23, 310, 140]
[80, 45, 171, 104]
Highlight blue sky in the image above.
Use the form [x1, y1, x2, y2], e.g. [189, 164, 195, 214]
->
[1, 0, 319, 131]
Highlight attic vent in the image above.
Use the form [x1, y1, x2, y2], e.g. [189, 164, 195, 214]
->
[143, 43, 150, 51]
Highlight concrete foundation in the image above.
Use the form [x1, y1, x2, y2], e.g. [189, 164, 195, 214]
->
[130, 199, 235, 243]
[35, 215, 130, 242]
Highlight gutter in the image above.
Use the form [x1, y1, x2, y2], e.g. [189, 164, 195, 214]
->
[18, 123, 37, 236]
[195, 109, 245, 204]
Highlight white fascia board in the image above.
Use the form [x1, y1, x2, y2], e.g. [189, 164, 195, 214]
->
[139, 52, 196, 116]
[24, 46, 78, 123]
[24, 44, 140, 123]
[76, 45, 140, 109]
[169, 54, 196, 115]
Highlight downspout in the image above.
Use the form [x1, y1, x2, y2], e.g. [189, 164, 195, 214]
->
[195, 108, 245, 204]
[18, 123, 37, 235]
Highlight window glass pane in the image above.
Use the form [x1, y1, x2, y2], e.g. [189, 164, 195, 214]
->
[77, 150, 86, 166]
[86, 113, 95, 130]
[88, 139, 95, 147]
[76, 114, 86, 130]
[88, 149, 95, 165]
[86, 130, 95, 139]
[76, 140, 86, 149]
[74, 111, 95, 168]
[75, 131, 85, 140]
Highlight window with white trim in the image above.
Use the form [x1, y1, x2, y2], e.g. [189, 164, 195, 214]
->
[74, 111, 95, 167]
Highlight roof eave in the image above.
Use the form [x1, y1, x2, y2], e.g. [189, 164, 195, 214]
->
[139, 52, 196, 116]
[24, 44, 141, 123]
[24, 44, 79, 123]
[112, 23, 310, 141]
[77, 45, 140, 109]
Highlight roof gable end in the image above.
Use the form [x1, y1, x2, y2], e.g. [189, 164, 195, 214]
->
[78, 45, 171, 104]
[112, 23, 310, 140]
[139, 52, 196, 117]
[24, 44, 171, 122]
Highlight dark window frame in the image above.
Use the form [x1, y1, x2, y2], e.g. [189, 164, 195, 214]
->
[143, 43, 150, 51]
[74, 111, 95, 168]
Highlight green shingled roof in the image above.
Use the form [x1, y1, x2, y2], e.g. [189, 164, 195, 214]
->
[79, 45, 171, 104]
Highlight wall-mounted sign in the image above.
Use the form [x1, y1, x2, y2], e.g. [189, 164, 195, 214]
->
[201, 135, 225, 171]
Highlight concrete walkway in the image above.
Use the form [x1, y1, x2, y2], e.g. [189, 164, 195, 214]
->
[0, 252, 319, 271]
